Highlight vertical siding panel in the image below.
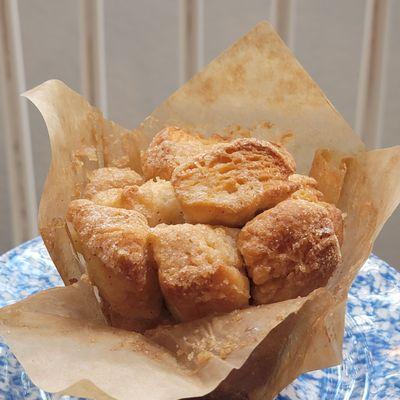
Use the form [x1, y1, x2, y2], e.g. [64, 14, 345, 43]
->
[203, 0, 271, 64]
[0, 0, 37, 244]
[355, 0, 390, 148]
[373, 0, 400, 269]
[0, 41, 13, 252]
[18, 0, 80, 201]
[104, 0, 180, 128]
[79, 0, 108, 115]
[294, 0, 366, 126]
[270, 0, 294, 48]
[180, 0, 204, 83]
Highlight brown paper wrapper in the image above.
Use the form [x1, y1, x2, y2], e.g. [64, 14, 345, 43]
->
[1, 21, 400, 400]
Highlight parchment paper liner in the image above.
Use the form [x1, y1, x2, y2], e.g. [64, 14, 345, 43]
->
[1, 21, 399, 400]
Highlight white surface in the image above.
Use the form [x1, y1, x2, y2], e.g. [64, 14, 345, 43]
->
[0, 0, 399, 269]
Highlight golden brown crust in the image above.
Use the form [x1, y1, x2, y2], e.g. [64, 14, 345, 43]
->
[287, 176, 343, 242]
[66, 199, 162, 330]
[141, 126, 223, 180]
[83, 167, 143, 199]
[319, 201, 344, 246]
[121, 179, 184, 226]
[68, 136, 346, 326]
[289, 174, 324, 202]
[67, 199, 149, 278]
[238, 199, 343, 305]
[88, 179, 184, 227]
[150, 224, 250, 322]
[171, 138, 297, 227]
[90, 188, 124, 208]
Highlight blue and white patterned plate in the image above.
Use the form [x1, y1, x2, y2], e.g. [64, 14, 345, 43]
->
[1, 238, 400, 399]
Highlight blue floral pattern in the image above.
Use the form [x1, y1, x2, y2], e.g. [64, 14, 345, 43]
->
[0, 238, 399, 399]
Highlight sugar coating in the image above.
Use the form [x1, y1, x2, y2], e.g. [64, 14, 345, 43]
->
[83, 167, 143, 199]
[67, 130, 345, 328]
[238, 199, 343, 305]
[141, 126, 224, 180]
[67, 199, 162, 331]
[121, 179, 184, 226]
[89, 179, 184, 227]
[289, 174, 324, 202]
[150, 223, 250, 322]
[172, 138, 297, 227]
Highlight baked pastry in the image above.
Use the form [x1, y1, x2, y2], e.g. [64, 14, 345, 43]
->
[67, 199, 163, 331]
[83, 167, 143, 199]
[289, 174, 324, 202]
[90, 178, 184, 226]
[322, 201, 344, 245]
[150, 223, 250, 322]
[121, 179, 184, 226]
[65, 126, 346, 331]
[141, 126, 223, 180]
[171, 138, 297, 226]
[237, 199, 343, 305]
[90, 188, 125, 208]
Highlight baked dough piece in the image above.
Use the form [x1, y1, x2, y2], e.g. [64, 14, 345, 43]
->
[150, 224, 250, 322]
[321, 201, 344, 246]
[172, 138, 297, 227]
[141, 126, 223, 180]
[67, 199, 162, 331]
[83, 167, 143, 199]
[289, 174, 324, 202]
[238, 199, 343, 305]
[90, 179, 184, 226]
[287, 176, 343, 241]
[90, 188, 125, 208]
[121, 179, 184, 226]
